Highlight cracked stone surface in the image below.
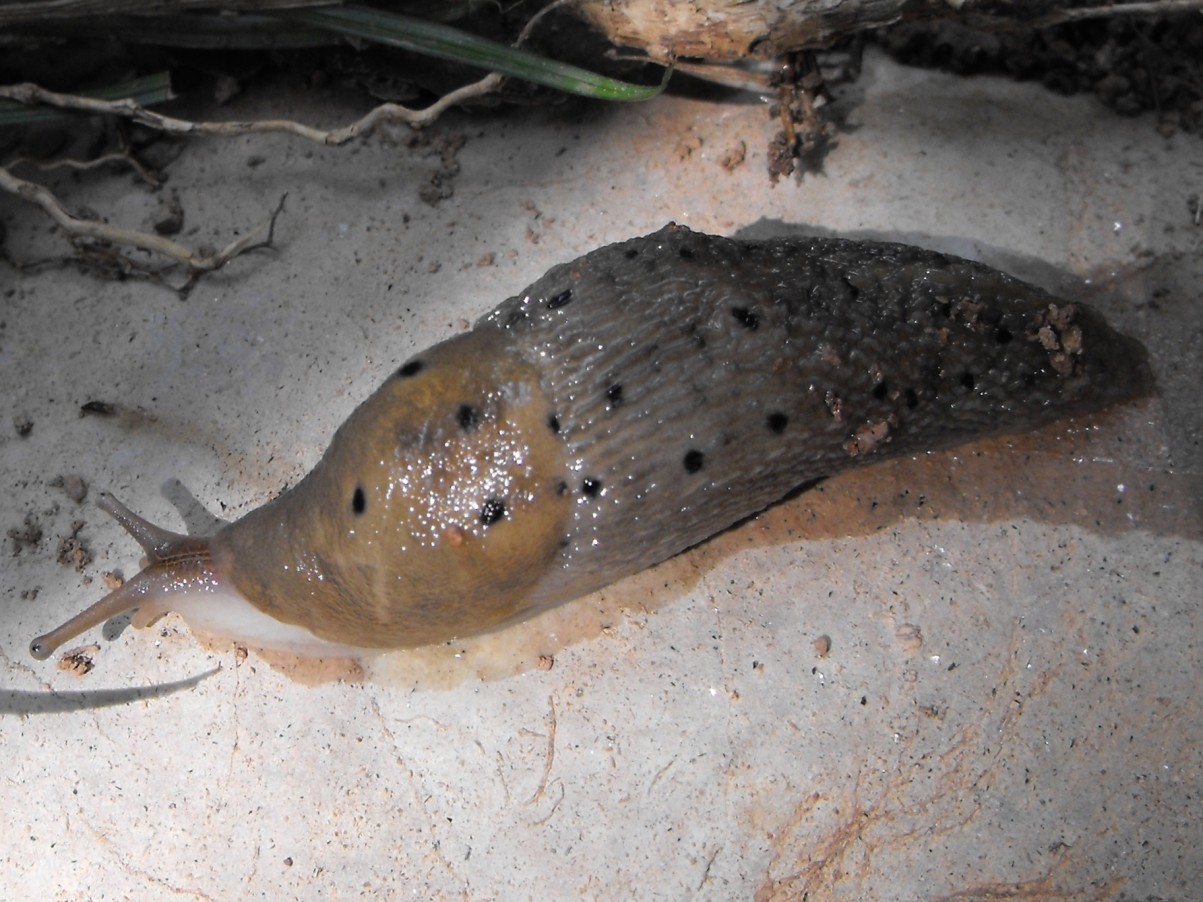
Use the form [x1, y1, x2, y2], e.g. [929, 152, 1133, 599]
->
[2, 49, 1201, 899]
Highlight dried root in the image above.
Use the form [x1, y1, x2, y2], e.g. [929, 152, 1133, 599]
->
[0, 73, 502, 146]
[0, 72, 504, 289]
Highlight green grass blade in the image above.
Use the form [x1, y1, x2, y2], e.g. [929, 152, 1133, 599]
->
[0, 72, 175, 126]
[277, 6, 667, 102]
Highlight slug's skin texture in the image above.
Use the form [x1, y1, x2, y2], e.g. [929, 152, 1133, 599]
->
[30, 224, 1152, 660]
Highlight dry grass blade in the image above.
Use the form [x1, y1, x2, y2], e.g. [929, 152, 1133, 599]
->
[0, 72, 174, 125]
[276, 5, 668, 101]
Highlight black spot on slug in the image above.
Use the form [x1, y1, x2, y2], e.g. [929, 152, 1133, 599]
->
[606, 384, 624, 408]
[767, 412, 789, 433]
[872, 381, 889, 400]
[731, 307, 759, 330]
[352, 486, 366, 515]
[547, 289, 573, 310]
[905, 388, 919, 409]
[679, 246, 695, 260]
[555, 480, 569, 496]
[624, 247, 639, 259]
[961, 371, 977, 390]
[456, 404, 481, 431]
[548, 413, 561, 433]
[582, 477, 602, 497]
[480, 497, 506, 526]
[396, 360, 423, 378]
[683, 450, 705, 473]
[996, 325, 1014, 344]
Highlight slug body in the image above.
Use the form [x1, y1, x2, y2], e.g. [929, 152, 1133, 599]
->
[30, 224, 1152, 660]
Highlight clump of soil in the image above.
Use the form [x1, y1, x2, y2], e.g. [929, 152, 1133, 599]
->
[876, 15, 1203, 134]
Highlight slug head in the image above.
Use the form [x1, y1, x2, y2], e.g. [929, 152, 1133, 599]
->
[211, 329, 574, 649]
[30, 493, 219, 660]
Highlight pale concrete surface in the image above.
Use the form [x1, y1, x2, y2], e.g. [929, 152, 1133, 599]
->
[2, 49, 1201, 899]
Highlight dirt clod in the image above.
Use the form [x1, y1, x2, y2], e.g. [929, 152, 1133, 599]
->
[58, 644, 100, 676]
[51, 474, 88, 503]
[8, 513, 42, 554]
[56, 520, 92, 572]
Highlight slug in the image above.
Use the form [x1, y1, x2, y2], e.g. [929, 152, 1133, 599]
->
[29, 224, 1152, 661]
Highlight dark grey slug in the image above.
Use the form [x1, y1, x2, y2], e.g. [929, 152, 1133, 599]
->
[30, 223, 1152, 661]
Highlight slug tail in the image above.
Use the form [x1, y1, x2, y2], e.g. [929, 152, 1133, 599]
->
[29, 494, 218, 661]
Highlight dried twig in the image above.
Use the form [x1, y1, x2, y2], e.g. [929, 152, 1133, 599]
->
[0, 72, 500, 282]
[1022, 0, 1203, 23]
[0, 166, 286, 274]
[5, 150, 162, 186]
[515, 0, 575, 44]
[0, 6, 532, 285]
[527, 695, 558, 805]
[0, 73, 503, 146]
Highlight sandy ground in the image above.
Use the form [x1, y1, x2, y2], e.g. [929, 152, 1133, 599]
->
[2, 48, 1201, 899]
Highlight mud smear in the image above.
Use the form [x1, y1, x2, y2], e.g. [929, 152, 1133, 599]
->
[363, 564, 675, 691]
[758, 403, 1199, 545]
[246, 647, 365, 686]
